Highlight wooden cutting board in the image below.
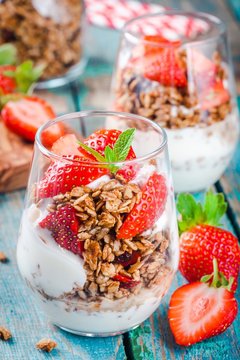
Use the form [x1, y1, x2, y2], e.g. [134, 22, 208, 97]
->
[0, 121, 33, 193]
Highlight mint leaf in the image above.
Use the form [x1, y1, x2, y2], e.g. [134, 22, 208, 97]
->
[104, 145, 119, 173]
[5, 60, 44, 93]
[78, 142, 106, 162]
[113, 128, 135, 161]
[177, 193, 205, 234]
[203, 190, 227, 226]
[0, 44, 17, 65]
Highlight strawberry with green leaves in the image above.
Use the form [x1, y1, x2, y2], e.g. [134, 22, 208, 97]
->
[177, 191, 240, 291]
[168, 258, 238, 346]
[78, 128, 138, 182]
[37, 128, 138, 199]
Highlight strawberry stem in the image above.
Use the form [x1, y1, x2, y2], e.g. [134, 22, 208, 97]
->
[201, 258, 234, 291]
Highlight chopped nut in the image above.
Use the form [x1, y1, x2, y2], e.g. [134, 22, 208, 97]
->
[0, 252, 8, 263]
[36, 338, 57, 352]
[0, 326, 12, 341]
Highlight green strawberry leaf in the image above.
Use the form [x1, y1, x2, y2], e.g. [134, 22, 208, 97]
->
[203, 190, 227, 226]
[177, 193, 205, 234]
[177, 190, 227, 234]
[4, 60, 44, 93]
[0, 44, 17, 65]
[112, 128, 135, 161]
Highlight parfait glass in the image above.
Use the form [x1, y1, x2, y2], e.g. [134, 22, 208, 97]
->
[112, 11, 239, 192]
[16, 111, 179, 336]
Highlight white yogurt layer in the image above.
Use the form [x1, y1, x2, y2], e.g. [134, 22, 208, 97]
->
[166, 109, 239, 192]
[17, 169, 177, 334]
[17, 205, 86, 297]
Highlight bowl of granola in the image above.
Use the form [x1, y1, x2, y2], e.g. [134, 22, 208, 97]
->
[16, 110, 179, 336]
[0, 0, 85, 88]
[112, 11, 239, 192]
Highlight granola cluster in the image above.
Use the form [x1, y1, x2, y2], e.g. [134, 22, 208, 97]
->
[0, 0, 83, 79]
[47, 179, 170, 301]
[115, 51, 231, 129]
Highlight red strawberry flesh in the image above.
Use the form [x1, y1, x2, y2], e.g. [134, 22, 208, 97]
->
[37, 156, 108, 199]
[168, 281, 238, 346]
[113, 274, 140, 289]
[39, 204, 83, 255]
[179, 224, 240, 292]
[0, 65, 16, 94]
[117, 173, 167, 239]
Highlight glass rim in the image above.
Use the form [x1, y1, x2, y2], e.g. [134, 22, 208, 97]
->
[35, 110, 167, 166]
[122, 10, 226, 46]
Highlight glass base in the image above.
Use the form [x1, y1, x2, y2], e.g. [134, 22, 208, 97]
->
[54, 322, 140, 337]
[35, 58, 88, 90]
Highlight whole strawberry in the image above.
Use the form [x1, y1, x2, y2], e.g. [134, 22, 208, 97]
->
[177, 191, 240, 292]
[168, 258, 238, 346]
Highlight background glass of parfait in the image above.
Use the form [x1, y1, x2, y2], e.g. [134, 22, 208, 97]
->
[17, 111, 179, 336]
[112, 11, 239, 193]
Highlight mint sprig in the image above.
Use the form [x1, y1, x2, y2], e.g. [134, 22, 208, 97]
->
[0, 44, 17, 65]
[78, 128, 136, 173]
[177, 190, 227, 234]
[4, 60, 44, 94]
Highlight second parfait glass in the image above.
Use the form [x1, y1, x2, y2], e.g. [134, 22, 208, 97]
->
[17, 111, 179, 336]
[112, 11, 239, 192]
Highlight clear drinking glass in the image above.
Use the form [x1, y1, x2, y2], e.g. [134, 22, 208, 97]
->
[16, 110, 179, 336]
[112, 11, 239, 193]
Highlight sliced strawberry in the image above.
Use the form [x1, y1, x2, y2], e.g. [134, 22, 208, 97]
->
[189, 50, 216, 90]
[1, 96, 64, 145]
[143, 50, 186, 87]
[137, 36, 186, 87]
[83, 129, 136, 160]
[51, 134, 82, 156]
[37, 156, 108, 199]
[143, 35, 181, 55]
[117, 173, 167, 239]
[0, 65, 16, 94]
[168, 260, 238, 346]
[200, 82, 230, 110]
[116, 163, 139, 182]
[116, 251, 140, 267]
[168, 281, 237, 346]
[39, 204, 83, 255]
[113, 274, 140, 289]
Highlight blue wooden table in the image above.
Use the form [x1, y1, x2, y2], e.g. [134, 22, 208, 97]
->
[0, 1, 240, 359]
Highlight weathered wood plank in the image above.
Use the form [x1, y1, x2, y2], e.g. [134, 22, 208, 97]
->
[127, 192, 240, 360]
[0, 191, 126, 360]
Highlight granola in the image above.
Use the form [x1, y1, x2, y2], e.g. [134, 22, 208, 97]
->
[0, 251, 8, 263]
[115, 51, 231, 129]
[0, 326, 12, 341]
[36, 338, 57, 352]
[44, 178, 171, 302]
[0, 0, 83, 80]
